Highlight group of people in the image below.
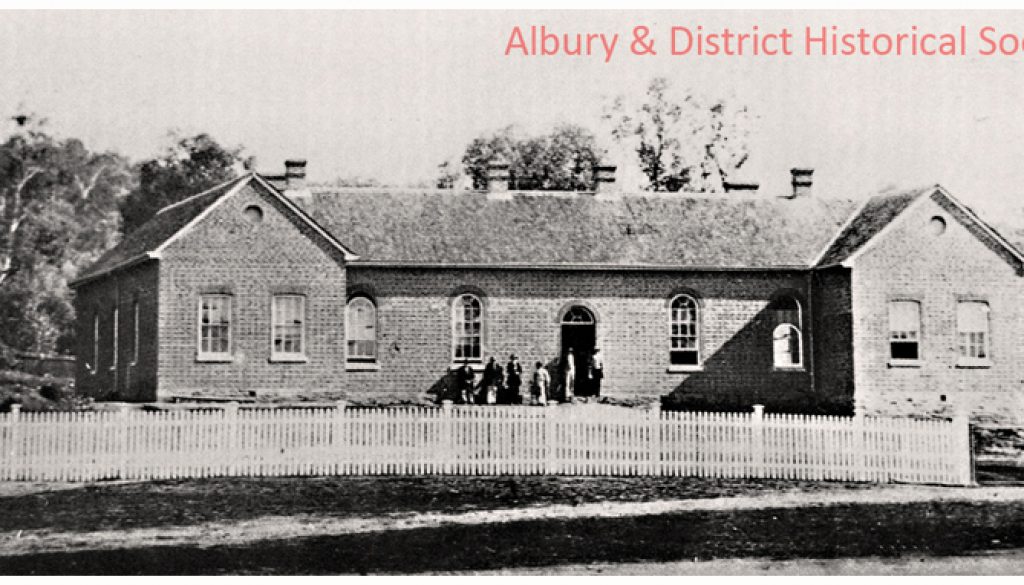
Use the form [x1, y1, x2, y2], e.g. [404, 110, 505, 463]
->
[449, 347, 604, 406]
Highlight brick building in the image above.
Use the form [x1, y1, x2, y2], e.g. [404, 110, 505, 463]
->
[69, 161, 1024, 422]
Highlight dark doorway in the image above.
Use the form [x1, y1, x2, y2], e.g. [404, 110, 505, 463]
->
[560, 306, 596, 397]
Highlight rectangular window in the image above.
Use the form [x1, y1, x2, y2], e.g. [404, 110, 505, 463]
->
[888, 300, 921, 361]
[272, 294, 305, 358]
[199, 294, 232, 358]
[957, 301, 990, 362]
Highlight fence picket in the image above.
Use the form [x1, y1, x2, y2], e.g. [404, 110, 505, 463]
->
[0, 404, 972, 485]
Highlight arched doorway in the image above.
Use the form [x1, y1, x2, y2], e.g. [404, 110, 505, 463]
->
[560, 306, 596, 397]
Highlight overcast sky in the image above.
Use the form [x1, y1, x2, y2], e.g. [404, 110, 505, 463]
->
[3, 10, 1024, 219]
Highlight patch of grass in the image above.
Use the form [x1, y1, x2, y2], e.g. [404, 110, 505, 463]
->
[0, 475, 871, 534]
[2, 500, 1023, 574]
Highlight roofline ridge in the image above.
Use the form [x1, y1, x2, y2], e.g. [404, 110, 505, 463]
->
[155, 174, 247, 216]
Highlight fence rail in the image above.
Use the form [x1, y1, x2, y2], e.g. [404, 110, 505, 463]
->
[0, 403, 973, 485]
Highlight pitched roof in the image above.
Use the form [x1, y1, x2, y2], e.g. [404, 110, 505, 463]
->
[305, 189, 861, 268]
[70, 174, 355, 286]
[815, 187, 931, 266]
[72, 175, 249, 284]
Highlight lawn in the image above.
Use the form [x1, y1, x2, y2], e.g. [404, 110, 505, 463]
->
[1, 475, 1022, 575]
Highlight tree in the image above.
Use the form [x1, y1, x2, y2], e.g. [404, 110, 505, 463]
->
[120, 133, 248, 235]
[0, 113, 132, 353]
[604, 77, 754, 192]
[459, 124, 602, 191]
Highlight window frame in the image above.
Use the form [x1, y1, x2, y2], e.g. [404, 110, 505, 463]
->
[888, 299, 923, 366]
[956, 299, 992, 368]
[197, 294, 233, 362]
[451, 293, 484, 364]
[668, 294, 702, 371]
[270, 294, 307, 362]
[771, 296, 804, 370]
[346, 295, 379, 368]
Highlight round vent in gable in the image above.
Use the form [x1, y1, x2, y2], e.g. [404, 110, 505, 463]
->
[244, 205, 264, 224]
[929, 215, 947, 236]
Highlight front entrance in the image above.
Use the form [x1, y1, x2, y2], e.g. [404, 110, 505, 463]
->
[560, 306, 596, 397]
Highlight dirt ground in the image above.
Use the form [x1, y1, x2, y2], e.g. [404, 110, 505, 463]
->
[1, 475, 1023, 575]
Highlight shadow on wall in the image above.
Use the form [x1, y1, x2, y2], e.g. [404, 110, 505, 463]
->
[661, 304, 853, 416]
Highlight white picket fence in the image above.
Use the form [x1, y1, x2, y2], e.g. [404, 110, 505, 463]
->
[0, 403, 973, 485]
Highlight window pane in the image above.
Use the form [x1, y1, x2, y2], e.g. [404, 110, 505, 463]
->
[889, 301, 920, 334]
[670, 296, 700, 365]
[957, 301, 989, 359]
[773, 324, 801, 367]
[957, 301, 988, 332]
[453, 294, 482, 361]
[346, 297, 376, 360]
[272, 295, 304, 355]
[200, 295, 231, 355]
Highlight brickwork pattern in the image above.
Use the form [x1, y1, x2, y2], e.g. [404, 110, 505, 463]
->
[851, 193, 1024, 422]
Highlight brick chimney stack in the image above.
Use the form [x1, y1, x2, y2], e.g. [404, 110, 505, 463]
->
[285, 159, 307, 191]
[485, 159, 511, 193]
[790, 168, 813, 198]
[593, 164, 617, 193]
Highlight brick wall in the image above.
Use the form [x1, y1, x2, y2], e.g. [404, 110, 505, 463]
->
[156, 182, 348, 401]
[73, 261, 160, 401]
[346, 266, 822, 409]
[851, 192, 1024, 423]
[811, 267, 855, 411]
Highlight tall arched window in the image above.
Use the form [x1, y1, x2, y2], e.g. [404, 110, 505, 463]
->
[670, 295, 701, 366]
[346, 296, 377, 362]
[772, 296, 802, 368]
[452, 294, 483, 362]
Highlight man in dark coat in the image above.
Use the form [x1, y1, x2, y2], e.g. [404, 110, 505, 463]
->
[458, 360, 476, 405]
[505, 354, 523, 404]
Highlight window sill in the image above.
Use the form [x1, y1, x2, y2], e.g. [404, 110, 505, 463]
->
[773, 365, 806, 372]
[346, 362, 380, 372]
[196, 354, 233, 363]
[270, 354, 308, 363]
[449, 362, 484, 372]
[667, 365, 703, 373]
[956, 358, 993, 369]
[888, 359, 922, 368]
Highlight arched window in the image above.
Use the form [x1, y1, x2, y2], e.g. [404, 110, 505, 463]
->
[346, 296, 377, 362]
[452, 294, 483, 362]
[670, 295, 701, 366]
[772, 296, 802, 368]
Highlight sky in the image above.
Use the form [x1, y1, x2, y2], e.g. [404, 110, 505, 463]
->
[2, 10, 1024, 221]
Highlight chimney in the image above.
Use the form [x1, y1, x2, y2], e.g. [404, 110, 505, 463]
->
[285, 159, 307, 191]
[593, 164, 617, 193]
[790, 168, 813, 198]
[485, 158, 511, 193]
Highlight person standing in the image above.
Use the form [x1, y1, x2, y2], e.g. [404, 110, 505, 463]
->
[531, 361, 550, 405]
[482, 356, 502, 405]
[505, 354, 523, 404]
[562, 347, 576, 402]
[458, 360, 476, 405]
[588, 347, 604, 397]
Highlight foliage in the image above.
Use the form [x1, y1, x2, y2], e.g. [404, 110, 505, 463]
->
[459, 124, 602, 191]
[120, 132, 248, 235]
[604, 77, 754, 192]
[0, 368, 85, 412]
[0, 114, 132, 353]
